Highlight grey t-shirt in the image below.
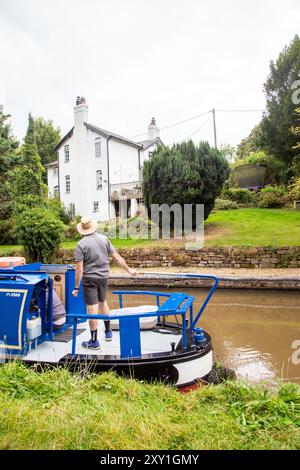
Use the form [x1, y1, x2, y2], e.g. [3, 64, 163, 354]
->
[74, 233, 115, 278]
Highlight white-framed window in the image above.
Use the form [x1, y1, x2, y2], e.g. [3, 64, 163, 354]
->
[96, 170, 102, 190]
[53, 168, 58, 177]
[95, 137, 101, 158]
[64, 145, 70, 163]
[54, 186, 59, 197]
[69, 203, 75, 218]
[65, 175, 70, 193]
[93, 201, 99, 212]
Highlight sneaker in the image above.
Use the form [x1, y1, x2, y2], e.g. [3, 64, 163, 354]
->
[105, 330, 113, 342]
[81, 339, 101, 350]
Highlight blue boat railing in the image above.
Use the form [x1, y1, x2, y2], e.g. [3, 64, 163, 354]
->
[67, 307, 190, 358]
[66, 273, 219, 359]
[135, 272, 219, 329]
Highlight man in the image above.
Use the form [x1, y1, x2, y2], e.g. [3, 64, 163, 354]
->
[72, 216, 138, 350]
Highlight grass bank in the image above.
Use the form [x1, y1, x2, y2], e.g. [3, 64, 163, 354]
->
[0, 209, 299, 257]
[0, 362, 299, 450]
[206, 208, 300, 246]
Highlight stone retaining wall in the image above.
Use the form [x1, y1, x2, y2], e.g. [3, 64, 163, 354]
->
[60, 246, 300, 269]
[109, 275, 300, 291]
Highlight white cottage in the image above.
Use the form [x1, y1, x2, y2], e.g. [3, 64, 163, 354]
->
[46, 97, 163, 221]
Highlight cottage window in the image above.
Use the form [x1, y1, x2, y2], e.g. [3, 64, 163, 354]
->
[65, 175, 70, 193]
[69, 203, 75, 218]
[53, 168, 58, 177]
[96, 170, 102, 190]
[93, 201, 99, 212]
[64, 145, 70, 163]
[95, 137, 101, 158]
[54, 186, 59, 197]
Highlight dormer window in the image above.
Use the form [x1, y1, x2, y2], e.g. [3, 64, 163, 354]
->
[95, 137, 101, 158]
[64, 145, 70, 163]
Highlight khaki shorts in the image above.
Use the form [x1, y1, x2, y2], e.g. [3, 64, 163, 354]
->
[82, 277, 109, 305]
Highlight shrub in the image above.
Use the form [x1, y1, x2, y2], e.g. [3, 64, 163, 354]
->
[143, 140, 229, 227]
[47, 198, 73, 224]
[287, 177, 300, 202]
[214, 198, 239, 210]
[0, 218, 18, 245]
[15, 207, 64, 262]
[259, 185, 285, 197]
[221, 188, 255, 205]
[64, 219, 81, 240]
[258, 188, 283, 209]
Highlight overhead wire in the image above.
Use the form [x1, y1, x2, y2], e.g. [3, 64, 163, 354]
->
[183, 114, 212, 141]
[129, 108, 265, 141]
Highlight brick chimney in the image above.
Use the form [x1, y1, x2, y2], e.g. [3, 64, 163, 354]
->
[148, 117, 160, 140]
[74, 96, 88, 129]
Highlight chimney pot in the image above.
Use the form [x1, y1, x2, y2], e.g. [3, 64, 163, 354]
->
[74, 97, 88, 128]
[148, 116, 160, 140]
[76, 96, 86, 105]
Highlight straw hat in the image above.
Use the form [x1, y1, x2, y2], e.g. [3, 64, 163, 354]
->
[76, 216, 97, 235]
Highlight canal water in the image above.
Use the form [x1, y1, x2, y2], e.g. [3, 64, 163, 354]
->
[107, 287, 300, 386]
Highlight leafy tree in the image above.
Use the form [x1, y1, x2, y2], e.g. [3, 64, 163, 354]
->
[0, 108, 19, 182]
[143, 141, 229, 228]
[47, 197, 72, 224]
[292, 108, 300, 149]
[236, 123, 267, 159]
[34, 117, 61, 176]
[11, 113, 47, 210]
[261, 35, 300, 163]
[219, 144, 236, 163]
[236, 35, 300, 182]
[291, 108, 300, 175]
[0, 108, 19, 220]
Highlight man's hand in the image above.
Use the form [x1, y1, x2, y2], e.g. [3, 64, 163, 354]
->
[111, 252, 138, 277]
[72, 289, 79, 298]
[127, 268, 138, 277]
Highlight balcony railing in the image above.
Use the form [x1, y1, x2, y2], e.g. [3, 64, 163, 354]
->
[110, 181, 142, 201]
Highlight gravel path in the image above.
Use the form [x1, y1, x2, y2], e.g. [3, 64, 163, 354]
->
[110, 266, 300, 279]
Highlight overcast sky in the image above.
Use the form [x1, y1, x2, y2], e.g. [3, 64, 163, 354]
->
[0, 0, 299, 148]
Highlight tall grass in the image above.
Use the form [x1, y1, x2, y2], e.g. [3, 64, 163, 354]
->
[0, 362, 299, 450]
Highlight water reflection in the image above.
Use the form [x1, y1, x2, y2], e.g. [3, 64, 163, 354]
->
[107, 287, 300, 385]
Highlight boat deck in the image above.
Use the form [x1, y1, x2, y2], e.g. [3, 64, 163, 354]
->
[23, 322, 182, 363]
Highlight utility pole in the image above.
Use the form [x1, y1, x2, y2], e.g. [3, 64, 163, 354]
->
[212, 108, 217, 149]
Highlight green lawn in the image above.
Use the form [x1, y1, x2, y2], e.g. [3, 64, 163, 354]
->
[62, 237, 153, 250]
[0, 209, 299, 256]
[205, 208, 300, 247]
[0, 362, 299, 450]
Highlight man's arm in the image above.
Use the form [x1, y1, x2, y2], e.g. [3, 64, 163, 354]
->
[72, 261, 83, 297]
[111, 251, 138, 276]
